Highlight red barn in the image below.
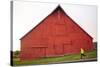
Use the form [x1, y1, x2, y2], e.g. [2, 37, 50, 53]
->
[20, 5, 94, 60]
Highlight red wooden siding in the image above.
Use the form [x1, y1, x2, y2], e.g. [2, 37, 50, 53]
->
[20, 5, 94, 60]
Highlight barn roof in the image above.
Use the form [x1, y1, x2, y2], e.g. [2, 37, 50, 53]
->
[20, 5, 93, 40]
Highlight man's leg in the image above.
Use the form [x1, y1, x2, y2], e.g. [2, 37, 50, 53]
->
[83, 54, 86, 56]
[81, 54, 82, 59]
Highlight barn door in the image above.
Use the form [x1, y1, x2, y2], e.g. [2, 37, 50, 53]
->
[63, 41, 72, 55]
[39, 48, 46, 57]
[32, 47, 46, 59]
[54, 44, 64, 56]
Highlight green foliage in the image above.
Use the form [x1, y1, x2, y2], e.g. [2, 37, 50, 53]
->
[13, 50, 20, 58]
[14, 51, 20, 55]
[93, 42, 97, 49]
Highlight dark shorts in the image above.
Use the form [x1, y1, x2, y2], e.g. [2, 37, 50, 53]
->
[81, 53, 85, 56]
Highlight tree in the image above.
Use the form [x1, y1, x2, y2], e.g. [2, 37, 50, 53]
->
[13, 50, 20, 58]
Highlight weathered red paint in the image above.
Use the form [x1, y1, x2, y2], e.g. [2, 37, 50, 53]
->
[20, 5, 94, 60]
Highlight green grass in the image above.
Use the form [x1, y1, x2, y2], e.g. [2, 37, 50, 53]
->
[13, 50, 97, 66]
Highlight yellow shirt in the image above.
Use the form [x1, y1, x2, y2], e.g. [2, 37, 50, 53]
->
[81, 48, 84, 54]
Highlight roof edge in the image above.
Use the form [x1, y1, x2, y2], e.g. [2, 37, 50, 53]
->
[61, 8, 93, 39]
[20, 5, 61, 40]
[20, 4, 93, 40]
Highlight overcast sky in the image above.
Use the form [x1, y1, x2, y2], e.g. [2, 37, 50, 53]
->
[13, 0, 97, 51]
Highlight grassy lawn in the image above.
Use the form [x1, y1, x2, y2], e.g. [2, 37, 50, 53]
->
[13, 50, 97, 66]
